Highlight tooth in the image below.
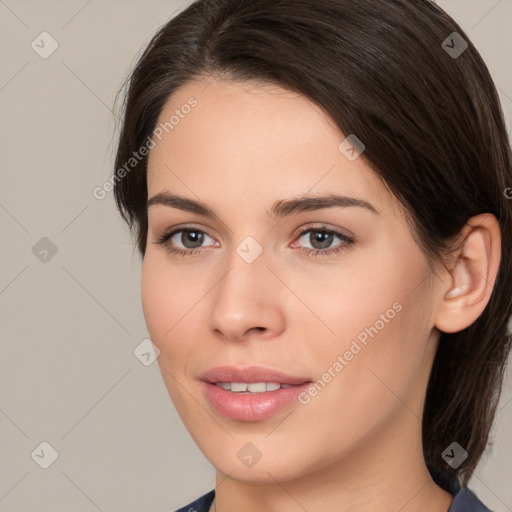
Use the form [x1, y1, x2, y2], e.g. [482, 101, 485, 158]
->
[230, 382, 248, 392]
[247, 382, 267, 393]
[216, 381, 295, 392]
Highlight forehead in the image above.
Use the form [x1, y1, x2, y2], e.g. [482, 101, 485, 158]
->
[146, 79, 396, 215]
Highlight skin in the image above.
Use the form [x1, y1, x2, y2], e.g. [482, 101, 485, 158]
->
[142, 79, 501, 512]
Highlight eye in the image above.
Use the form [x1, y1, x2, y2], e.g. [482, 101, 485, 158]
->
[292, 226, 355, 258]
[154, 224, 354, 259]
[155, 227, 217, 257]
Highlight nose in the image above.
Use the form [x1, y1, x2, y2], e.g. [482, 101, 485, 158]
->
[208, 249, 286, 342]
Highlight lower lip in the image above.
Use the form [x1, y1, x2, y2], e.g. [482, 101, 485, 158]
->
[201, 381, 312, 422]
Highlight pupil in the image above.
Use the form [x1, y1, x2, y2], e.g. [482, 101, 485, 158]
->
[183, 230, 204, 249]
[311, 230, 332, 249]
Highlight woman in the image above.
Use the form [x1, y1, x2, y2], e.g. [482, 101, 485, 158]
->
[112, 0, 512, 510]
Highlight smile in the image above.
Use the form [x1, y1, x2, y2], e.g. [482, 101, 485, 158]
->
[214, 382, 296, 393]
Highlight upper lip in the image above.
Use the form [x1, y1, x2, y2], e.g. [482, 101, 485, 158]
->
[199, 366, 312, 385]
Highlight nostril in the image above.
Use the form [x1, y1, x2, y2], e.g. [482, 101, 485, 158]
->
[242, 326, 267, 338]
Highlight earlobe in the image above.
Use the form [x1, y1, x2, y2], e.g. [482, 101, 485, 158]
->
[434, 213, 501, 334]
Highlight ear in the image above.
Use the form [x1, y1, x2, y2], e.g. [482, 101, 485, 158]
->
[434, 213, 501, 334]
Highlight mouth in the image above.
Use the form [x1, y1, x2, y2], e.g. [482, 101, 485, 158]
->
[199, 366, 313, 421]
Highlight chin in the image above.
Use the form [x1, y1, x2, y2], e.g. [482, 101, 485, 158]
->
[201, 441, 316, 483]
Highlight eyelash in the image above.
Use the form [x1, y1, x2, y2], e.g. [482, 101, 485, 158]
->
[154, 224, 355, 259]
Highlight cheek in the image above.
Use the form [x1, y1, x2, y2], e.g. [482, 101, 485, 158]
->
[141, 255, 199, 342]
[140, 254, 216, 386]
[140, 256, 196, 380]
[312, 248, 432, 399]
[141, 256, 199, 410]
[308, 256, 409, 347]
[328, 284, 432, 418]
[140, 256, 169, 340]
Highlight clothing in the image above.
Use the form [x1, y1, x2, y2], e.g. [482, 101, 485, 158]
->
[174, 466, 493, 512]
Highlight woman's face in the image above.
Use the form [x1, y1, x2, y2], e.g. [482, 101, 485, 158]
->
[142, 79, 444, 483]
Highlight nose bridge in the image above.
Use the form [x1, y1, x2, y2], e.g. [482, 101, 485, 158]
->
[208, 237, 284, 340]
[218, 231, 268, 293]
[215, 239, 269, 313]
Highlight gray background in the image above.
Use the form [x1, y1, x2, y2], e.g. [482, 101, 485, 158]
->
[0, 1, 511, 511]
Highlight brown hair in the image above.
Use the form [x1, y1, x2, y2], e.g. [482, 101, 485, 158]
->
[113, 0, 512, 486]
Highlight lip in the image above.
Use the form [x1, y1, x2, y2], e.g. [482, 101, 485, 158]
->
[199, 366, 313, 422]
[199, 365, 312, 385]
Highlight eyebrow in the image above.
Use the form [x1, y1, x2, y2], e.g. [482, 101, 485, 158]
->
[147, 191, 379, 218]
